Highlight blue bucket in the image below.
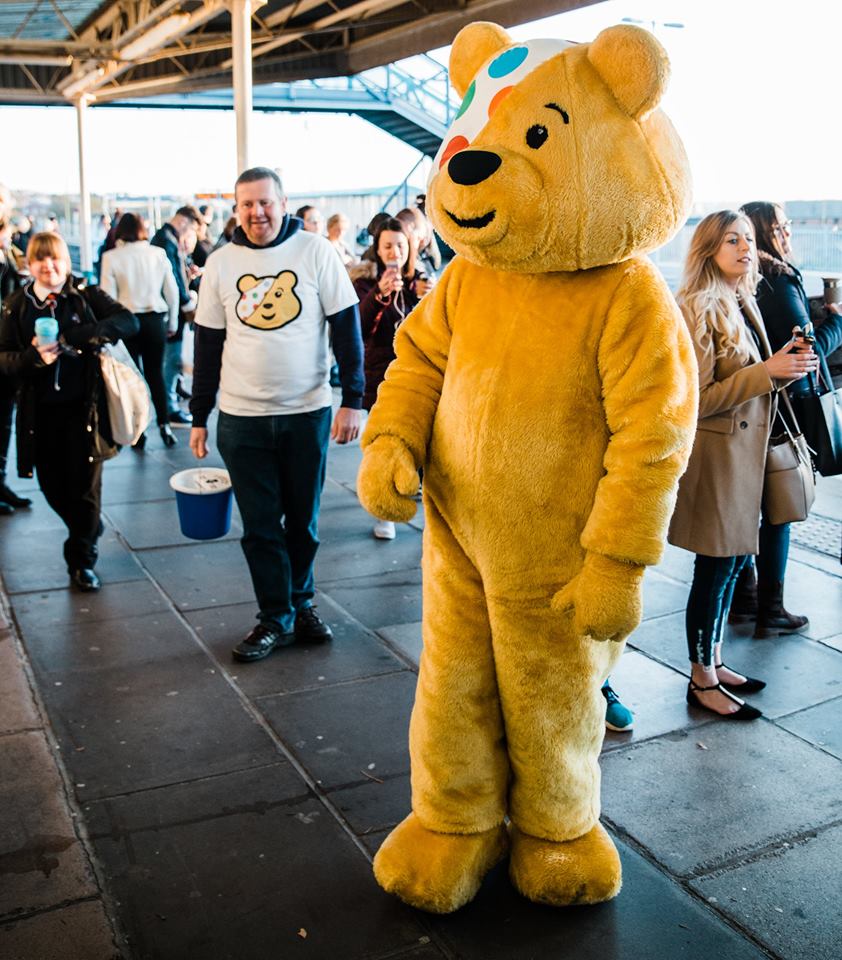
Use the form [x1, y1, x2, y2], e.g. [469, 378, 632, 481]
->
[170, 468, 233, 540]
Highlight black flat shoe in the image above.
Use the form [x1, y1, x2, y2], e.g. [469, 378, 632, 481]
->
[686, 680, 762, 720]
[132, 433, 147, 451]
[0, 500, 13, 515]
[294, 606, 333, 644]
[168, 410, 193, 426]
[0, 483, 32, 508]
[716, 663, 766, 694]
[70, 568, 101, 592]
[159, 424, 177, 448]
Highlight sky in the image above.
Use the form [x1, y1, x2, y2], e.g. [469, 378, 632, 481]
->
[1, 0, 839, 204]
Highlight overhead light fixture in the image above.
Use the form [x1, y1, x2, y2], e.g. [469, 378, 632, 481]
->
[63, 66, 105, 98]
[119, 12, 192, 61]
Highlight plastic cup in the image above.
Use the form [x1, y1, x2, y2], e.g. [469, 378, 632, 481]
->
[34, 317, 59, 345]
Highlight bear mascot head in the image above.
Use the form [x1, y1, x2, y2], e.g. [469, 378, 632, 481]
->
[357, 22, 698, 914]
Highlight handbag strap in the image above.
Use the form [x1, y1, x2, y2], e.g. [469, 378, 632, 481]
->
[772, 388, 803, 442]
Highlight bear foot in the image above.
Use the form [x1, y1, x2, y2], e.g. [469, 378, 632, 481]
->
[509, 822, 622, 906]
[373, 812, 508, 914]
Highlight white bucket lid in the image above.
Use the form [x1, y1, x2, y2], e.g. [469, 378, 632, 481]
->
[170, 467, 231, 495]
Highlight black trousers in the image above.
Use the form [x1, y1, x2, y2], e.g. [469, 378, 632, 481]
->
[0, 372, 14, 479]
[125, 311, 168, 426]
[34, 403, 103, 571]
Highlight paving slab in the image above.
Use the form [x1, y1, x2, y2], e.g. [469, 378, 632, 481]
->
[0, 521, 145, 594]
[378, 620, 424, 666]
[315, 500, 422, 581]
[328, 774, 412, 837]
[85, 764, 426, 960]
[99, 455, 188, 505]
[653, 543, 695, 584]
[602, 649, 703, 750]
[0, 899, 120, 960]
[104, 497, 242, 549]
[417, 837, 767, 960]
[135, 539, 254, 610]
[9, 579, 168, 634]
[818, 631, 842, 653]
[326, 442, 363, 489]
[321, 568, 424, 630]
[22, 610, 280, 801]
[641, 569, 689, 620]
[691, 822, 842, 960]
[601, 722, 842, 878]
[259, 671, 416, 790]
[0, 627, 39, 734]
[0, 730, 96, 918]
[776, 696, 842, 759]
[186, 593, 405, 699]
[772, 560, 842, 642]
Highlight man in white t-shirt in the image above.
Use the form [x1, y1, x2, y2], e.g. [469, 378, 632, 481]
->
[189, 167, 363, 663]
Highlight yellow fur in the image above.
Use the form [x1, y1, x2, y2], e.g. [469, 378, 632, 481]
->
[359, 22, 698, 913]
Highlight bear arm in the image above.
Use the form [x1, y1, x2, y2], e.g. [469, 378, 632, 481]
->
[581, 264, 698, 568]
[361, 268, 454, 465]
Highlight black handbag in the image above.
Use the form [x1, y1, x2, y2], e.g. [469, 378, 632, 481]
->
[790, 359, 842, 477]
[763, 391, 816, 525]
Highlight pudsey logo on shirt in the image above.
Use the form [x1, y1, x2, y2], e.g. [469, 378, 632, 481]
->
[236, 271, 302, 330]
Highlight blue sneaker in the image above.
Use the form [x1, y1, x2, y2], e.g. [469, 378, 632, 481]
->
[602, 681, 634, 731]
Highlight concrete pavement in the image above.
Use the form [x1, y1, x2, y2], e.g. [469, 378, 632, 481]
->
[1, 419, 840, 960]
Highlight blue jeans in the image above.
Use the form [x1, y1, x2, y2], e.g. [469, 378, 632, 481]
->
[163, 338, 183, 414]
[686, 554, 749, 666]
[217, 408, 331, 631]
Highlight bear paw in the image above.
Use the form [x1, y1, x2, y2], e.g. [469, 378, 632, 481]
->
[509, 822, 622, 906]
[357, 435, 419, 522]
[373, 813, 508, 914]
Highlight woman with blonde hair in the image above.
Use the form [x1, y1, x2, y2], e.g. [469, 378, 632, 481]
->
[326, 213, 355, 265]
[668, 210, 818, 719]
[0, 232, 138, 591]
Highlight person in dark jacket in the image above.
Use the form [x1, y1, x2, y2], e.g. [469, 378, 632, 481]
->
[350, 217, 434, 539]
[0, 232, 138, 591]
[730, 202, 842, 637]
[151, 206, 201, 425]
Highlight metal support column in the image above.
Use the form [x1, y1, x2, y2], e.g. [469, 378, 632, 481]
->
[231, 0, 253, 175]
[75, 96, 92, 277]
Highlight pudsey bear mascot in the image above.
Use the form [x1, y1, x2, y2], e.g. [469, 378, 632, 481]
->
[358, 21, 698, 913]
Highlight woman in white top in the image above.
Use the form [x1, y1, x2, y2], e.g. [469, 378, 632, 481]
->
[100, 213, 179, 448]
[326, 213, 355, 265]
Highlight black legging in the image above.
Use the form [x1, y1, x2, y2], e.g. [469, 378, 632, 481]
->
[686, 554, 749, 666]
[0, 372, 14, 481]
[124, 311, 168, 426]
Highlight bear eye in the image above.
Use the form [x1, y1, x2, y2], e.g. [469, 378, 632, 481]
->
[274, 290, 282, 298]
[526, 124, 549, 150]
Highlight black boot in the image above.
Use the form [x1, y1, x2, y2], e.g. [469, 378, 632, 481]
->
[728, 563, 758, 624]
[0, 478, 32, 509]
[754, 580, 809, 638]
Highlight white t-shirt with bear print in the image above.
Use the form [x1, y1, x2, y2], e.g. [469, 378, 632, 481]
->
[195, 230, 358, 416]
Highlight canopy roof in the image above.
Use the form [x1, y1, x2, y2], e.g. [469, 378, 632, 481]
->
[0, 0, 595, 105]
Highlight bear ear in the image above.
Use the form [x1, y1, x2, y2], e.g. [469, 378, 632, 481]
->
[237, 274, 258, 293]
[587, 24, 669, 119]
[450, 21, 513, 99]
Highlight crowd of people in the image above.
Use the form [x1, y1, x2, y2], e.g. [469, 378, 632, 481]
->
[1, 175, 841, 733]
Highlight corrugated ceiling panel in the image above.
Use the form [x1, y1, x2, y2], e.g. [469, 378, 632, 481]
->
[0, 2, 106, 42]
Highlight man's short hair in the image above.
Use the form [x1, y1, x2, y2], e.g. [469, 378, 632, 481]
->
[235, 167, 285, 200]
[175, 205, 201, 224]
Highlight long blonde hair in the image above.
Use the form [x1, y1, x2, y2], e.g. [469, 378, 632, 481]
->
[676, 211, 758, 358]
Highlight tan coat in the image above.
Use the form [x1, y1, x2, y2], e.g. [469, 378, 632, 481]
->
[669, 296, 778, 557]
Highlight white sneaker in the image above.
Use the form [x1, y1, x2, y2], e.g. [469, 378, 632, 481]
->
[373, 520, 396, 540]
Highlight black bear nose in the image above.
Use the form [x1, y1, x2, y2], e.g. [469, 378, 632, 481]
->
[448, 150, 502, 186]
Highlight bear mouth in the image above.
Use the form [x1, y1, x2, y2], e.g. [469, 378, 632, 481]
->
[445, 209, 496, 230]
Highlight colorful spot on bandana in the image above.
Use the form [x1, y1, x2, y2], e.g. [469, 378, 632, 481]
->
[439, 135, 470, 169]
[455, 81, 475, 121]
[488, 46, 528, 79]
[488, 85, 514, 118]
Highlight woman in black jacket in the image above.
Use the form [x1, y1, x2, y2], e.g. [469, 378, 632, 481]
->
[0, 232, 138, 591]
[731, 202, 842, 636]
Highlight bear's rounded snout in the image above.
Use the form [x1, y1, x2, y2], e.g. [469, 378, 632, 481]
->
[448, 150, 502, 186]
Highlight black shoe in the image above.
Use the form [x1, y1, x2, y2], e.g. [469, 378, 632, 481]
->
[168, 410, 193, 426]
[716, 663, 766, 694]
[71, 568, 101, 592]
[132, 432, 147, 451]
[686, 680, 762, 720]
[0, 482, 32, 508]
[175, 378, 192, 400]
[294, 606, 333, 644]
[232, 622, 294, 662]
[0, 500, 13, 515]
[159, 424, 177, 448]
